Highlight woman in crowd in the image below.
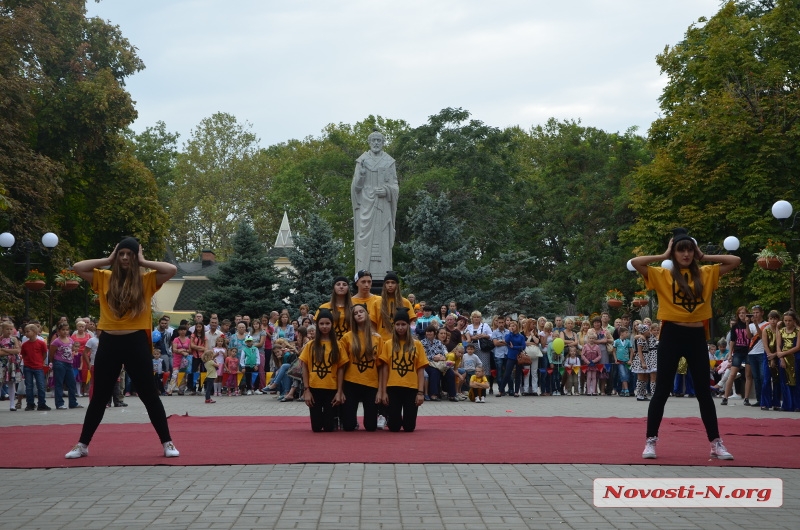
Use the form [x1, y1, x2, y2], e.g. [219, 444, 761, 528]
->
[721, 307, 751, 406]
[521, 318, 541, 395]
[761, 310, 782, 411]
[71, 319, 92, 397]
[631, 228, 739, 460]
[275, 312, 295, 343]
[189, 322, 207, 395]
[66, 237, 179, 459]
[438, 305, 449, 324]
[422, 325, 457, 401]
[249, 318, 267, 390]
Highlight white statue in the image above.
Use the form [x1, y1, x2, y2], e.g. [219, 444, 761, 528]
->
[351, 131, 398, 280]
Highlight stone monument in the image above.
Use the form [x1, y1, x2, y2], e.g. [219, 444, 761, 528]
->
[351, 130, 398, 282]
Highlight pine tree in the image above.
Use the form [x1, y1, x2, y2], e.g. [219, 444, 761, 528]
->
[287, 213, 345, 311]
[398, 191, 489, 310]
[196, 221, 290, 318]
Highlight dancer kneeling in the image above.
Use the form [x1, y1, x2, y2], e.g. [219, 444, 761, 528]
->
[300, 310, 349, 432]
[378, 308, 428, 432]
[339, 304, 383, 431]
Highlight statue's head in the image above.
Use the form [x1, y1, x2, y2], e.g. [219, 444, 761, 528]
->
[368, 131, 385, 153]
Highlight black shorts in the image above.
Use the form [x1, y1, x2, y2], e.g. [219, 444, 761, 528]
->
[730, 349, 748, 369]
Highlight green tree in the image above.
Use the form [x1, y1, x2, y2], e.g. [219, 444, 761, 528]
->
[196, 221, 290, 318]
[398, 191, 489, 309]
[624, 0, 800, 311]
[170, 113, 265, 261]
[287, 213, 345, 311]
[128, 121, 180, 208]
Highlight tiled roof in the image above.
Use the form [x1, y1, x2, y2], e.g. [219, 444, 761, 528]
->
[173, 279, 213, 311]
[175, 262, 221, 278]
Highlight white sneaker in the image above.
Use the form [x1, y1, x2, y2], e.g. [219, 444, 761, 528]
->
[553, 391, 560, 396]
[246, 390, 253, 395]
[479, 396, 485, 403]
[710, 438, 734, 460]
[376, 415, 386, 429]
[57, 405, 68, 410]
[65, 443, 88, 459]
[642, 436, 658, 459]
[163, 441, 180, 458]
[254, 390, 262, 395]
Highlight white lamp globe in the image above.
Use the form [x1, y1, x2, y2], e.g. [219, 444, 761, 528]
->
[0, 232, 15, 248]
[626, 259, 635, 272]
[41, 232, 59, 248]
[723, 236, 740, 251]
[772, 200, 793, 220]
[661, 259, 674, 270]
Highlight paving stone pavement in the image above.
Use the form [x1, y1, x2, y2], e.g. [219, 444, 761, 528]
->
[1, 391, 797, 529]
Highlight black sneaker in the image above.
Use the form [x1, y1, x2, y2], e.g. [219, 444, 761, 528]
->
[24, 405, 36, 411]
[743, 398, 751, 406]
[37, 404, 52, 411]
[720, 398, 728, 406]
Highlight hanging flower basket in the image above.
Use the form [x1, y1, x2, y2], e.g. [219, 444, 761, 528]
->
[605, 289, 625, 308]
[756, 257, 783, 270]
[25, 280, 45, 291]
[607, 299, 623, 308]
[632, 290, 649, 307]
[62, 280, 80, 291]
[55, 269, 81, 289]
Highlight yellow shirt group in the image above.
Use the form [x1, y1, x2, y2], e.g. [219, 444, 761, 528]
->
[339, 330, 382, 388]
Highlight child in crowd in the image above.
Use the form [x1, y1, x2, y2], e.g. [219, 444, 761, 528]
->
[632, 324, 651, 401]
[545, 322, 562, 395]
[224, 347, 240, 396]
[203, 349, 218, 403]
[673, 356, 695, 397]
[0, 321, 20, 410]
[212, 336, 226, 397]
[300, 310, 349, 432]
[581, 330, 601, 396]
[469, 366, 490, 402]
[461, 343, 482, 393]
[152, 348, 166, 395]
[19, 324, 50, 411]
[613, 327, 633, 397]
[50, 322, 81, 410]
[240, 336, 259, 395]
[563, 345, 581, 395]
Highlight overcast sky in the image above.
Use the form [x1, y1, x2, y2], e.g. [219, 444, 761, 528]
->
[86, 0, 722, 147]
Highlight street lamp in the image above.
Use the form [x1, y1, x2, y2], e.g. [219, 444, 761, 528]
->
[770, 200, 799, 308]
[0, 231, 59, 319]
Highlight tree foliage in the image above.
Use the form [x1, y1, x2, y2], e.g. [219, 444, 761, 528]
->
[196, 221, 291, 318]
[624, 0, 800, 312]
[398, 191, 490, 309]
[287, 213, 345, 311]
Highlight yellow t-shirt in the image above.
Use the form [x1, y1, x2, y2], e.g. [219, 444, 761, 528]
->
[470, 375, 488, 387]
[352, 294, 381, 329]
[93, 269, 159, 331]
[377, 338, 428, 389]
[644, 264, 720, 323]
[339, 330, 382, 388]
[299, 339, 349, 390]
[316, 302, 350, 340]
[370, 296, 414, 342]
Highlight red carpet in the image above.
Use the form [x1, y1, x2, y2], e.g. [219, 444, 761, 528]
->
[3, 415, 798, 469]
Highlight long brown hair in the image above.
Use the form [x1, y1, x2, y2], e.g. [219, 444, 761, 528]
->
[106, 254, 145, 319]
[380, 282, 404, 332]
[391, 321, 416, 361]
[351, 305, 376, 362]
[670, 239, 703, 301]
[313, 316, 340, 366]
[329, 284, 353, 333]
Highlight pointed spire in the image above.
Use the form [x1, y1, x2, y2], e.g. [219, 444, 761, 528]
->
[274, 211, 294, 248]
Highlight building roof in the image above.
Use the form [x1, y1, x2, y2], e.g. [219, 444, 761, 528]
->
[172, 279, 213, 311]
[274, 211, 294, 248]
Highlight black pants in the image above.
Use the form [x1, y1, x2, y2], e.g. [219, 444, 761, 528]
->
[244, 366, 256, 391]
[190, 357, 205, 391]
[308, 387, 337, 432]
[647, 322, 720, 441]
[80, 331, 171, 445]
[386, 386, 419, 432]
[205, 377, 215, 400]
[342, 381, 378, 431]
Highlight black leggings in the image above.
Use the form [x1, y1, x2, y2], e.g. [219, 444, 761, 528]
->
[342, 381, 378, 431]
[80, 331, 172, 445]
[308, 387, 338, 432]
[386, 386, 419, 432]
[646, 322, 720, 441]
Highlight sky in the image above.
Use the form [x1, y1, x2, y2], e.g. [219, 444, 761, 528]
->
[85, 0, 723, 148]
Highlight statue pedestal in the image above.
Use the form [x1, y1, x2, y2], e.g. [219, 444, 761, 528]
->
[370, 279, 383, 295]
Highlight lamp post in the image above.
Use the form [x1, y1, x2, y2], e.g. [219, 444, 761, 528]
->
[0, 231, 59, 319]
[770, 200, 798, 309]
